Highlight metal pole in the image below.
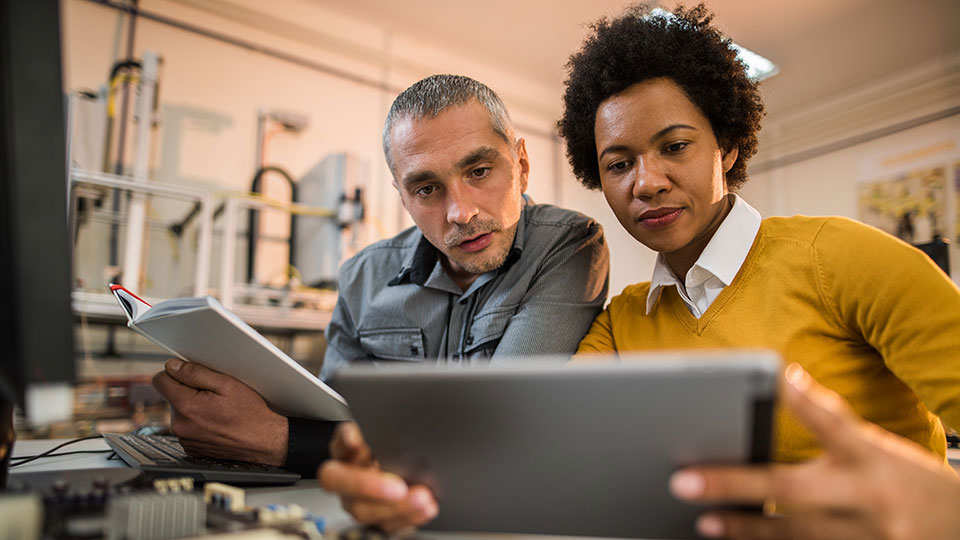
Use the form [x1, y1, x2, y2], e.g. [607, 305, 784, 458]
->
[193, 194, 213, 297]
[220, 197, 239, 309]
[108, 2, 138, 268]
[119, 50, 159, 294]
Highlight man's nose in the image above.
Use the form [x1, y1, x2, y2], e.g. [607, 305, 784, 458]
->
[632, 157, 671, 199]
[447, 183, 480, 225]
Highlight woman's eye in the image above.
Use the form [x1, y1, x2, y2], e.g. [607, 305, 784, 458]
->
[665, 142, 688, 153]
[607, 160, 630, 172]
[469, 167, 491, 179]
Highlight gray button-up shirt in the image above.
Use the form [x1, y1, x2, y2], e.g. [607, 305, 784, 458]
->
[319, 201, 609, 379]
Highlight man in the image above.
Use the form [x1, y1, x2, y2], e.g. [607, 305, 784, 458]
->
[152, 74, 609, 483]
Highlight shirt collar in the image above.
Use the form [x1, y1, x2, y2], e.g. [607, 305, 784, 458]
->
[388, 196, 531, 288]
[645, 194, 762, 313]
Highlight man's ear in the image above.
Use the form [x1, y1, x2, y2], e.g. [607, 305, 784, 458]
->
[392, 179, 408, 211]
[516, 138, 530, 193]
[721, 145, 739, 174]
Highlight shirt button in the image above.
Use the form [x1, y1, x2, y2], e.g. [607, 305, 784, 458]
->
[410, 346, 419, 355]
[465, 336, 474, 346]
[451, 354, 461, 363]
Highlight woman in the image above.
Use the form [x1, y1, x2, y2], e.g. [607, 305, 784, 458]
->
[560, 2, 960, 463]
[560, 4, 960, 539]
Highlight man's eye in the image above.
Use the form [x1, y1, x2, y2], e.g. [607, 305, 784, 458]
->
[469, 167, 491, 179]
[415, 185, 437, 197]
[665, 142, 688, 153]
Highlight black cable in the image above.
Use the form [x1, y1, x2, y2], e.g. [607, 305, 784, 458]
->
[11, 449, 114, 465]
[246, 166, 299, 284]
[108, 59, 142, 81]
[9, 435, 104, 468]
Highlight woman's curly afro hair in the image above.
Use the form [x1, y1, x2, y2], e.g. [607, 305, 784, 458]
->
[558, 3, 764, 191]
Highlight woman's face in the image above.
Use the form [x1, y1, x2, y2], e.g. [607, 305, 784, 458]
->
[594, 77, 738, 275]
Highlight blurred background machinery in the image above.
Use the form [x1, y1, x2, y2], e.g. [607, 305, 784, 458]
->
[48, 47, 366, 441]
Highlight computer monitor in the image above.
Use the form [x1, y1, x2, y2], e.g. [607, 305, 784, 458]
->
[914, 238, 951, 276]
[0, 0, 75, 488]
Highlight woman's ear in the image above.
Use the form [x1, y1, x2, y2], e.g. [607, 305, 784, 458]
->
[721, 145, 739, 173]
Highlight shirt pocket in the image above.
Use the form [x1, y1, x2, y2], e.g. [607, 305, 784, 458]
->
[358, 327, 426, 362]
[465, 303, 519, 354]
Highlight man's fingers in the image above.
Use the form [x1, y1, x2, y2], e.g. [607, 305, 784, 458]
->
[177, 436, 227, 458]
[345, 486, 438, 532]
[318, 460, 408, 501]
[341, 422, 364, 449]
[782, 364, 869, 461]
[670, 462, 863, 509]
[330, 423, 375, 465]
[152, 370, 199, 405]
[376, 487, 439, 533]
[162, 358, 233, 393]
[697, 510, 869, 540]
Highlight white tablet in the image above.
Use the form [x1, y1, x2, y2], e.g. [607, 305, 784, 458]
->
[330, 351, 779, 539]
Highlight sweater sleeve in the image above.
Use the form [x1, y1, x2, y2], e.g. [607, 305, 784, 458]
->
[814, 218, 960, 429]
[574, 304, 618, 357]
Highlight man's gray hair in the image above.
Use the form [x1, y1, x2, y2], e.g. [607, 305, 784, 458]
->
[382, 74, 516, 173]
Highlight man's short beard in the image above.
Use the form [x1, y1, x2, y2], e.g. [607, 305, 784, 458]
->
[443, 217, 501, 248]
[443, 217, 513, 276]
[450, 243, 511, 276]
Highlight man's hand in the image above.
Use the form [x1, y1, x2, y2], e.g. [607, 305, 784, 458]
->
[152, 358, 288, 466]
[670, 364, 960, 540]
[318, 423, 438, 533]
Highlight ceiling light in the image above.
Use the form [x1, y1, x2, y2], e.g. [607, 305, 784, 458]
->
[649, 8, 779, 82]
[730, 44, 780, 81]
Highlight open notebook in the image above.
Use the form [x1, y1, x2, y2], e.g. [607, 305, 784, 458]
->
[110, 284, 351, 421]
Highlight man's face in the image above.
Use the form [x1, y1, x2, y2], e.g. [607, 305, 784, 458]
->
[389, 101, 529, 288]
[593, 77, 738, 273]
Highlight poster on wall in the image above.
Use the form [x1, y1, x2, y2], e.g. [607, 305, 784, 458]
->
[858, 137, 959, 248]
[857, 165, 948, 244]
[955, 160, 960, 243]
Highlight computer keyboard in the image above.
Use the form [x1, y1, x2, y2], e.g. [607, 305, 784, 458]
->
[103, 433, 300, 486]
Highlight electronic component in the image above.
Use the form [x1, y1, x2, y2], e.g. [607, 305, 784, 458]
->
[0, 493, 43, 540]
[204, 482, 246, 512]
[154, 477, 195, 493]
[106, 491, 206, 540]
[11, 469, 334, 539]
[105, 473, 205, 540]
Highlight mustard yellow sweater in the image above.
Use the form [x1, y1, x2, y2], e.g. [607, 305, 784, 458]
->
[577, 216, 960, 462]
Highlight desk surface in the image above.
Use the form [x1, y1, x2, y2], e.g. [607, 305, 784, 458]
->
[10, 438, 608, 540]
[14, 438, 960, 540]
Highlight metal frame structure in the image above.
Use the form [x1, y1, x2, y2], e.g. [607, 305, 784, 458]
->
[69, 168, 214, 314]
[214, 192, 337, 331]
